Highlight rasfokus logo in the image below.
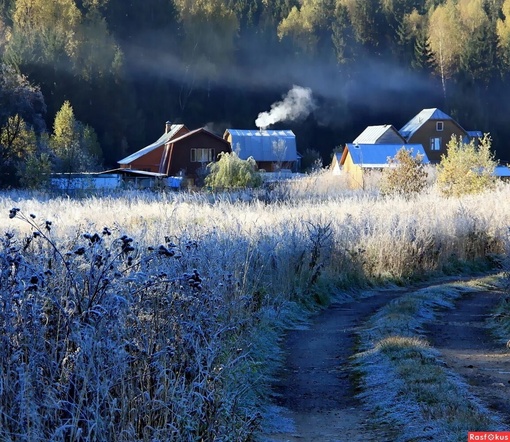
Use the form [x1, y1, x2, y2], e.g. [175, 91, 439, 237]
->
[468, 432, 510, 441]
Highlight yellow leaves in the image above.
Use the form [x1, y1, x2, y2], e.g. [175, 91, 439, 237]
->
[427, 0, 493, 86]
[277, 0, 334, 52]
[497, 0, 510, 58]
[436, 134, 498, 198]
[428, 1, 463, 78]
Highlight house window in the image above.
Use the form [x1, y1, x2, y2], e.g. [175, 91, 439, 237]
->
[436, 121, 444, 131]
[430, 137, 442, 151]
[190, 148, 215, 163]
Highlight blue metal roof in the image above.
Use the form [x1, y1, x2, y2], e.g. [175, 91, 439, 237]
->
[494, 166, 510, 177]
[400, 108, 455, 140]
[345, 144, 430, 167]
[225, 129, 298, 162]
[467, 130, 483, 138]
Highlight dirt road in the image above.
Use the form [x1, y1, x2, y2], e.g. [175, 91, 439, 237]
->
[261, 290, 400, 442]
[426, 289, 510, 424]
[261, 279, 510, 442]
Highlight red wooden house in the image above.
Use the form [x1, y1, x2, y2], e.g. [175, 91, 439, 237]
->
[118, 122, 231, 182]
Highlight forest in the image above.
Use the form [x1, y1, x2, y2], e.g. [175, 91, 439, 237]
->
[0, 0, 510, 187]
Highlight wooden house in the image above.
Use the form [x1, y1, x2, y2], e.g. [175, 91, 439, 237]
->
[118, 122, 189, 173]
[118, 123, 230, 183]
[223, 129, 299, 172]
[162, 128, 231, 178]
[340, 143, 429, 189]
[399, 108, 480, 163]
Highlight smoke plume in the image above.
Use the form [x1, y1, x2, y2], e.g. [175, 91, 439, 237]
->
[255, 85, 316, 129]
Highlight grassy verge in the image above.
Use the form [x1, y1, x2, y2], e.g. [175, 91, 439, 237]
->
[354, 276, 508, 441]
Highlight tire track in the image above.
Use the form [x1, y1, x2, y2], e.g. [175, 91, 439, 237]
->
[261, 290, 401, 442]
[425, 289, 510, 424]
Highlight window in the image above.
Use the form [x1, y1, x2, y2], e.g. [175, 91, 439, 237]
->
[190, 148, 215, 163]
[436, 121, 444, 131]
[430, 137, 442, 151]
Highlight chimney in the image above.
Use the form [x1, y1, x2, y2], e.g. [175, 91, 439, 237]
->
[165, 121, 172, 133]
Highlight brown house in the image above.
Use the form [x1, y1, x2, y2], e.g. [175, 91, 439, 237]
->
[118, 122, 189, 173]
[118, 123, 230, 180]
[162, 128, 231, 177]
[399, 108, 480, 163]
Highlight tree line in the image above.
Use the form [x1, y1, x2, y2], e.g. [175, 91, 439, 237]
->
[0, 0, 509, 187]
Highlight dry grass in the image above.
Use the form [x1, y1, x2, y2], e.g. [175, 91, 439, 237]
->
[0, 182, 510, 440]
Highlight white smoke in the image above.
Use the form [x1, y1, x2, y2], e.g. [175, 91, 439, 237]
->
[255, 85, 316, 129]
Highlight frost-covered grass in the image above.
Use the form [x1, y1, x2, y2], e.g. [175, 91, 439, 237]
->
[354, 277, 508, 441]
[0, 183, 510, 440]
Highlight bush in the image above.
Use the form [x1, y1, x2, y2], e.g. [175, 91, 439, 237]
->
[380, 147, 428, 198]
[205, 151, 262, 189]
[436, 134, 497, 197]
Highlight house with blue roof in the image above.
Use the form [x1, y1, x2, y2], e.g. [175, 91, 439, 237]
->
[223, 129, 299, 172]
[399, 108, 481, 163]
[339, 143, 430, 189]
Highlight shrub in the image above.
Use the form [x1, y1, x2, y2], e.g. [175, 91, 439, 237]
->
[205, 151, 262, 189]
[436, 134, 497, 197]
[380, 147, 428, 198]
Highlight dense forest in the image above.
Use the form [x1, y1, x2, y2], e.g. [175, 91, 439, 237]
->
[0, 0, 510, 186]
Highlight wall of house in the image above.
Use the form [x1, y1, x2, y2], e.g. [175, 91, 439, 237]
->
[377, 129, 405, 145]
[408, 120, 467, 163]
[166, 132, 231, 177]
[123, 126, 189, 173]
[123, 145, 165, 172]
[343, 154, 364, 189]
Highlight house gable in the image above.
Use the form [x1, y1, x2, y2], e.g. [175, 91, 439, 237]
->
[399, 108, 473, 163]
[164, 128, 231, 178]
[118, 124, 189, 172]
[353, 125, 406, 144]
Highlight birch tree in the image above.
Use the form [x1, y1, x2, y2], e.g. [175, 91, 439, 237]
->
[427, 1, 462, 100]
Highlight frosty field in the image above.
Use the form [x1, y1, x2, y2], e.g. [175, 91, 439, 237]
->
[1, 179, 509, 441]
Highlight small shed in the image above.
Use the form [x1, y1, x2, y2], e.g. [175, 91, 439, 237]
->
[223, 129, 298, 172]
[340, 143, 429, 189]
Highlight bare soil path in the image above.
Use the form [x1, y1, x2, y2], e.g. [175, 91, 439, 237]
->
[261, 290, 401, 442]
[425, 289, 510, 425]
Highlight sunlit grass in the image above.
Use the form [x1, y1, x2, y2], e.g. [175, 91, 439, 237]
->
[0, 182, 510, 439]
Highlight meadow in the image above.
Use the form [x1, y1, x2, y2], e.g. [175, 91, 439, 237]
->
[1, 172, 509, 441]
